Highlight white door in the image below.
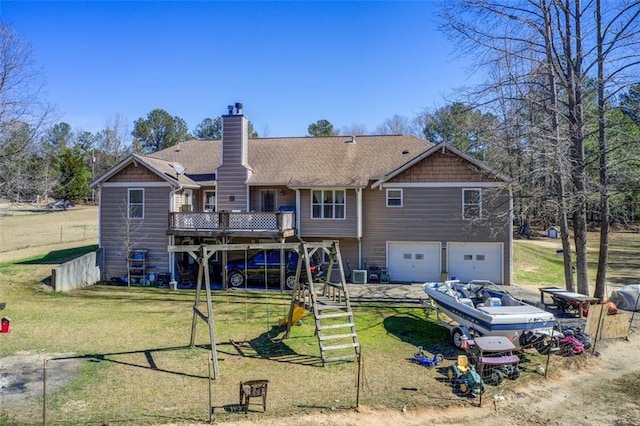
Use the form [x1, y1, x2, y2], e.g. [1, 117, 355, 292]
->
[448, 242, 503, 284]
[387, 242, 441, 283]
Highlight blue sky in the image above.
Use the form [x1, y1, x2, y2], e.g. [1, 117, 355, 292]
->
[1, 1, 475, 137]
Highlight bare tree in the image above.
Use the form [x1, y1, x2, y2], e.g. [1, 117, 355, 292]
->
[0, 23, 53, 200]
[340, 123, 369, 136]
[94, 114, 132, 179]
[117, 200, 145, 286]
[440, 0, 640, 295]
[376, 114, 412, 135]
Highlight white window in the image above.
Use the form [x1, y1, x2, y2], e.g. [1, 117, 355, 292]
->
[386, 189, 403, 207]
[312, 190, 345, 219]
[463, 189, 481, 220]
[128, 188, 144, 219]
[204, 191, 216, 212]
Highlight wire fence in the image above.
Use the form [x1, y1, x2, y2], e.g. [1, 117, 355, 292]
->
[0, 205, 99, 255]
[0, 223, 98, 254]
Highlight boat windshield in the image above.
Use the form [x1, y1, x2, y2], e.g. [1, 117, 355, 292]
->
[432, 281, 457, 298]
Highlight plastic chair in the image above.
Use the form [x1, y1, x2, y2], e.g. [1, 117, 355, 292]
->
[380, 267, 389, 283]
[178, 264, 193, 287]
[368, 266, 381, 283]
[239, 379, 269, 412]
[457, 354, 470, 374]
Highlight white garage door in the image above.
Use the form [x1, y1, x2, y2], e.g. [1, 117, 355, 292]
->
[448, 242, 503, 284]
[388, 242, 441, 283]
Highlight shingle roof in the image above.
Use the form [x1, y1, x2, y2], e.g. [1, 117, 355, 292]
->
[148, 140, 221, 175]
[91, 153, 198, 188]
[149, 135, 432, 187]
[137, 155, 199, 187]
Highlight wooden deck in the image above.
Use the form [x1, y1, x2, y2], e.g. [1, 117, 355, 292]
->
[167, 210, 296, 238]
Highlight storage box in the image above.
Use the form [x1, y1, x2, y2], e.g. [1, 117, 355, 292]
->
[1, 317, 11, 333]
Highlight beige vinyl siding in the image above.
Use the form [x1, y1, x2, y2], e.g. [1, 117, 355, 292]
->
[100, 185, 171, 280]
[217, 168, 248, 211]
[361, 186, 511, 284]
[301, 237, 360, 272]
[298, 189, 357, 238]
[218, 115, 249, 211]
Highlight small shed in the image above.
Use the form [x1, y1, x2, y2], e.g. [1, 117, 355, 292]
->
[547, 226, 560, 239]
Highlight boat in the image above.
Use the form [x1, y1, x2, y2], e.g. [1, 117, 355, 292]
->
[422, 280, 557, 348]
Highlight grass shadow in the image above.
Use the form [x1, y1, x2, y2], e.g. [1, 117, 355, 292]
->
[383, 314, 454, 357]
[17, 244, 98, 265]
[225, 326, 322, 367]
[51, 345, 209, 379]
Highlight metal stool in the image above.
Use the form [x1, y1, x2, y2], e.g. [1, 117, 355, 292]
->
[239, 379, 268, 413]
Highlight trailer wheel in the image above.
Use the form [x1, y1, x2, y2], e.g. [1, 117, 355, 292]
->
[452, 328, 466, 349]
[488, 368, 504, 385]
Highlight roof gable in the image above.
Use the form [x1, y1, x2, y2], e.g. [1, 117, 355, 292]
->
[91, 154, 198, 188]
[371, 143, 511, 188]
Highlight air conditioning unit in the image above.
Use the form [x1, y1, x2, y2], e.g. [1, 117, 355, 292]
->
[352, 269, 367, 284]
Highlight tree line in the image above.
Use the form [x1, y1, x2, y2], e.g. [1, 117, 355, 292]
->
[1, 1, 640, 298]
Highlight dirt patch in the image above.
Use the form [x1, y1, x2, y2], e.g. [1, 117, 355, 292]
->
[0, 351, 82, 406]
[5, 333, 638, 426]
[173, 329, 640, 426]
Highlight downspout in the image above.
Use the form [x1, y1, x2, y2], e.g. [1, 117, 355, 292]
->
[169, 183, 183, 281]
[97, 184, 104, 280]
[357, 187, 362, 269]
[97, 184, 103, 248]
[295, 189, 301, 236]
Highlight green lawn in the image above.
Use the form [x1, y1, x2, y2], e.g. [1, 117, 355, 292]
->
[513, 231, 640, 290]
[1, 231, 638, 424]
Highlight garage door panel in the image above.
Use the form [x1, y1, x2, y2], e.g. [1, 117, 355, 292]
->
[388, 242, 440, 283]
[448, 243, 503, 284]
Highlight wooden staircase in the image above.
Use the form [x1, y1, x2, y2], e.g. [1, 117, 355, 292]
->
[285, 241, 360, 366]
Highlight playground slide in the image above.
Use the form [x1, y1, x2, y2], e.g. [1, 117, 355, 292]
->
[279, 306, 308, 326]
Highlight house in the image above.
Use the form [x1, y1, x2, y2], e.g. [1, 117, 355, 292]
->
[91, 103, 514, 286]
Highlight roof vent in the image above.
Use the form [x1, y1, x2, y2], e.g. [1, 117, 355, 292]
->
[227, 105, 234, 115]
[235, 102, 243, 114]
[402, 149, 410, 155]
[351, 135, 356, 144]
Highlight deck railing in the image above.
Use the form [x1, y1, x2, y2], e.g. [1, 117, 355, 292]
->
[168, 211, 295, 232]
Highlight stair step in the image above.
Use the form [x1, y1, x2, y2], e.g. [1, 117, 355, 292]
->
[323, 354, 360, 363]
[316, 312, 352, 320]
[321, 342, 360, 351]
[315, 302, 347, 310]
[318, 333, 357, 341]
[317, 322, 355, 331]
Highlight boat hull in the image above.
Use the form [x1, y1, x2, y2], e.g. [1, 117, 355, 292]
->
[423, 282, 556, 345]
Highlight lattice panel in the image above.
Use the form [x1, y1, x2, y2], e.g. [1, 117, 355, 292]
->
[174, 213, 220, 229]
